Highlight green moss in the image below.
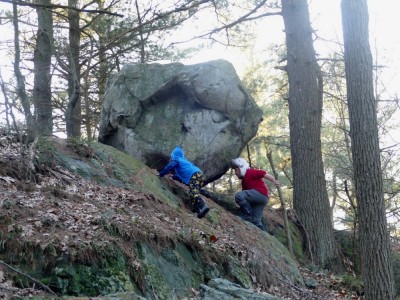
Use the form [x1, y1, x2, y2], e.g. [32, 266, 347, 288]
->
[91, 142, 143, 173]
[205, 207, 221, 225]
[173, 243, 204, 287]
[274, 222, 304, 263]
[45, 253, 136, 296]
[37, 138, 180, 209]
[140, 263, 172, 299]
[135, 241, 208, 299]
[91, 142, 180, 208]
[227, 257, 253, 289]
[36, 137, 57, 167]
[66, 137, 96, 158]
[50, 264, 132, 296]
[4, 238, 139, 297]
[328, 273, 363, 296]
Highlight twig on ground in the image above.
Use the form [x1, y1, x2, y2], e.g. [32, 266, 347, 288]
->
[0, 260, 57, 296]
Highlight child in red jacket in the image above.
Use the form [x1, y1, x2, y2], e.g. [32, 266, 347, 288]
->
[231, 158, 279, 230]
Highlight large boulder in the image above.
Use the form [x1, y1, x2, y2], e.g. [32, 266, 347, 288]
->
[98, 59, 263, 183]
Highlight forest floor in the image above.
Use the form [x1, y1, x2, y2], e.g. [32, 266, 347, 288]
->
[0, 132, 364, 299]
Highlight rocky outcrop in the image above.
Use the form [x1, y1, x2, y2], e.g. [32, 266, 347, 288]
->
[0, 137, 304, 299]
[200, 278, 281, 299]
[98, 59, 263, 183]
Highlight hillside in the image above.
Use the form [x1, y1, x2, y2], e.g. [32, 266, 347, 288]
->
[0, 134, 360, 299]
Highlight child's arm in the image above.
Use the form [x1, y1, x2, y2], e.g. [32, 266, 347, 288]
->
[264, 173, 280, 187]
[158, 160, 178, 177]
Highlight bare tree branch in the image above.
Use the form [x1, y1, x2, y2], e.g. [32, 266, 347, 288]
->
[187, 0, 281, 42]
[0, 0, 124, 17]
[0, 260, 57, 296]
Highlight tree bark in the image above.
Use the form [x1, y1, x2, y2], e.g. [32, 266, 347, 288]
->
[135, 0, 146, 63]
[281, 0, 342, 270]
[83, 38, 93, 139]
[341, 0, 394, 298]
[97, 0, 108, 140]
[66, 0, 81, 138]
[12, 2, 34, 134]
[33, 0, 53, 135]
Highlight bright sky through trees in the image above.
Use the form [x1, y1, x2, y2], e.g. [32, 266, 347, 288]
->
[181, 0, 400, 97]
[0, 0, 399, 124]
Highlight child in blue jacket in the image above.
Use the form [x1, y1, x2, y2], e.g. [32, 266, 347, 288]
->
[158, 146, 210, 218]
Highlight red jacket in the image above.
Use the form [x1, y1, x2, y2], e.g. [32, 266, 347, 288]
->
[242, 168, 269, 196]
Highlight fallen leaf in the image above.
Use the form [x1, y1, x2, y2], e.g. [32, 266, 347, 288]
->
[210, 234, 218, 242]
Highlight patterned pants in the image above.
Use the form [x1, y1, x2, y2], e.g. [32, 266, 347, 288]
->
[189, 172, 204, 205]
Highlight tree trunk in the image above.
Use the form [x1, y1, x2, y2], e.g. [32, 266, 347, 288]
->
[135, 0, 146, 63]
[97, 0, 107, 140]
[12, 3, 34, 134]
[66, 0, 81, 138]
[281, 0, 342, 270]
[83, 38, 93, 139]
[341, 0, 394, 298]
[33, 0, 53, 135]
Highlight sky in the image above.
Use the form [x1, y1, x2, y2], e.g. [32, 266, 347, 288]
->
[182, 0, 400, 98]
[1, 0, 399, 125]
[1, 1, 398, 87]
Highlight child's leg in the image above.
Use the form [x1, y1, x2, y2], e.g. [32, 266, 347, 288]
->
[188, 172, 204, 207]
[235, 189, 268, 228]
[189, 172, 209, 218]
[249, 191, 268, 228]
[235, 190, 256, 222]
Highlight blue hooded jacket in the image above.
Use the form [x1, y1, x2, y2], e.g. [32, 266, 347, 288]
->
[159, 147, 202, 185]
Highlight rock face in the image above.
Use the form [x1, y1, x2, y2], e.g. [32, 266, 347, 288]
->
[98, 59, 263, 182]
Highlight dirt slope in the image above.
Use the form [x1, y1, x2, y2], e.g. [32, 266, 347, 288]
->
[0, 134, 360, 299]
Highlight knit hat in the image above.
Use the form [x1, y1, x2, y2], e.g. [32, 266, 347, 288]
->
[231, 158, 249, 177]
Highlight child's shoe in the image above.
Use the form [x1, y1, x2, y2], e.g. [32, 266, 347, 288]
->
[196, 197, 209, 219]
[197, 205, 209, 219]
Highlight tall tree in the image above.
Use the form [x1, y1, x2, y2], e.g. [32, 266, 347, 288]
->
[33, 0, 54, 135]
[341, 0, 394, 298]
[281, 0, 342, 269]
[12, 3, 34, 134]
[65, 0, 81, 138]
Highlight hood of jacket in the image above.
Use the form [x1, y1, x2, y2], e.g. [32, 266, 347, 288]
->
[171, 146, 184, 160]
